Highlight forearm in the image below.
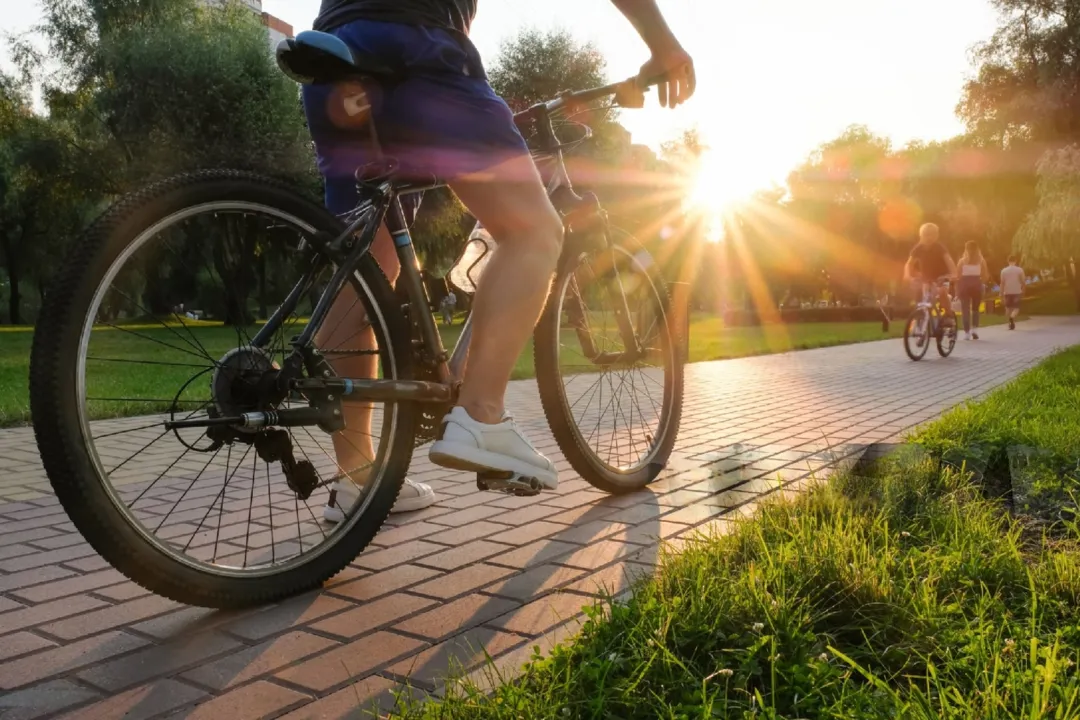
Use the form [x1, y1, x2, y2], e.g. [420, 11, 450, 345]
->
[610, 0, 682, 53]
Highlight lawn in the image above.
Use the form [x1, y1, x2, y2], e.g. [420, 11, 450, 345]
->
[0, 307, 1023, 428]
[396, 345, 1080, 719]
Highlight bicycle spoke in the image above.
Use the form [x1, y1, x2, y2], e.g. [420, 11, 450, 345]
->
[104, 285, 218, 365]
[243, 451, 258, 569]
[126, 431, 206, 509]
[265, 461, 276, 565]
[98, 321, 219, 366]
[182, 443, 252, 555]
[93, 420, 175, 441]
[153, 445, 223, 534]
[87, 356, 214, 370]
[107, 428, 171, 475]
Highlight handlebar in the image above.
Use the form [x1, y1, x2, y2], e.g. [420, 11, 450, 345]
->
[511, 73, 660, 154]
[544, 74, 655, 113]
[513, 73, 657, 127]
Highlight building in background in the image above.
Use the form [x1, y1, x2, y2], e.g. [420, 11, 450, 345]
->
[203, 0, 294, 50]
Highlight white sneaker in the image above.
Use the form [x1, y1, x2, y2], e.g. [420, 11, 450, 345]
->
[964, 331, 972, 340]
[323, 478, 436, 523]
[428, 406, 558, 490]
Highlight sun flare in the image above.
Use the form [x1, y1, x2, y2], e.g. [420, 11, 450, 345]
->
[683, 150, 751, 242]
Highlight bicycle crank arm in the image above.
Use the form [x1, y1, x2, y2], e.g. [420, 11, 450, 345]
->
[164, 407, 330, 431]
[292, 378, 455, 403]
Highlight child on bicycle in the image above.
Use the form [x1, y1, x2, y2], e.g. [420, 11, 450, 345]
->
[903, 222, 957, 318]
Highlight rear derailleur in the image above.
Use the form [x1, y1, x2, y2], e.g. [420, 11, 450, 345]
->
[202, 422, 320, 501]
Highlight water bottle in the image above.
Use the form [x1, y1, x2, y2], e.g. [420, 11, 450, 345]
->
[448, 222, 495, 296]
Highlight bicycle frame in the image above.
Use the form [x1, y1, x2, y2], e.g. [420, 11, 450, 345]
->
[234, 78, 651, 419]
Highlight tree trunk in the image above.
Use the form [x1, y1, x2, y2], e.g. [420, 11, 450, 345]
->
[258, 251, 268, 320]
[1, 240, 22, 325]
[7, 269, 21, 325]
[213, 215, 256, 326]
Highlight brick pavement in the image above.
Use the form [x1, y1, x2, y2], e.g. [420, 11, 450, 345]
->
[1, 316, 1078, 719]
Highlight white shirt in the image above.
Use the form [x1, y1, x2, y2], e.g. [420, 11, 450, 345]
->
[1001, 265, 1025, 295]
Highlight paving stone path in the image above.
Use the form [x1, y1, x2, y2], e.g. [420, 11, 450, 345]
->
[1, 316, 1078, 719]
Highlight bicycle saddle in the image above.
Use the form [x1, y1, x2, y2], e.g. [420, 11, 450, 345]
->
[276, 31, 401, 85]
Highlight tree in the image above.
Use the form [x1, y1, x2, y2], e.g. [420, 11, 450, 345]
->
[4, 0, 319, 324]
[1015, 144, 1080, 266]
[953, 2, 1077, 270]
[0, 73, 101, 323]
[784, 126, 898, 301]
[488, 28, 607, 112]
[958, 0, 1080, 147]
[487, 28, 635, 174]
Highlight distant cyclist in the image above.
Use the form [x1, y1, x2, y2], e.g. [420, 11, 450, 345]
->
[305, 0, 696, 520]
[903, 222, 957, 318]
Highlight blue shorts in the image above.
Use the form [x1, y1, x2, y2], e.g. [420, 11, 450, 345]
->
[301, 20, 530, 218]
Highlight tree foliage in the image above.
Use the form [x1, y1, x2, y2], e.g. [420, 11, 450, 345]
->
[488, 28, 607, 112]
[1, 0, 318, 323]
[1015, 144, 1080, 264]
[959, 0, 1080, 146]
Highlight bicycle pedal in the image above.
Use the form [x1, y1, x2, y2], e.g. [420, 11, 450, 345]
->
[475, 471, 542, 497]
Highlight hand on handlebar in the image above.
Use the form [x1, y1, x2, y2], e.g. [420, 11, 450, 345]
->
[639, 46, 695, 108]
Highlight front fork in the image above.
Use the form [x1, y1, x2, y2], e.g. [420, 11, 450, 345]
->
[554, 190, 640, 364]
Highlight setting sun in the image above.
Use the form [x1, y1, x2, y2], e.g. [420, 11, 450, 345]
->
[682, 149, 755, 242]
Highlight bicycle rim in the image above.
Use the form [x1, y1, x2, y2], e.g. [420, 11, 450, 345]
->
[538, 233, 680, 487]
[70, 199, 400, 580]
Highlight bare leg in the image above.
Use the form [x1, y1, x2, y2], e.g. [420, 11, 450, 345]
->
[316, 225, 400, 475]
[449, 155, 564, 424]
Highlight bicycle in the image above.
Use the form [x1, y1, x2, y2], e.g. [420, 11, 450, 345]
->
[902, 275, 957, 361]
[29, 31, 685, 608]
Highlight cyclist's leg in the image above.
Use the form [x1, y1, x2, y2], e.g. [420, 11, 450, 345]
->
[305, 19, 560, 486]
[302, 68, 435, 512]
[426, 161, 562, 488]
[318, 226, 399, 471]
[449, 162, 563, 424]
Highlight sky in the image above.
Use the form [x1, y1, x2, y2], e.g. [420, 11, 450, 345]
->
[1, 0, 1000, 196]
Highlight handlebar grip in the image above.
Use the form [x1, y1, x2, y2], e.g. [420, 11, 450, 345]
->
[637, 63, 693, 89]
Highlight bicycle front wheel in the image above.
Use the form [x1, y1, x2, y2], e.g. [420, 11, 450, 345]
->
[937, 310, 957, 357]
[534, 228, 684, 494]
[30, 170, 417, 608]
[903, 308, 931, 361]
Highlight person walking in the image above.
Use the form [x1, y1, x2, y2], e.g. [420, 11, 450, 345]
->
[956, 240, 989, 340]
[1000, 255, 1026, 330]
[440, 289, 457, 326]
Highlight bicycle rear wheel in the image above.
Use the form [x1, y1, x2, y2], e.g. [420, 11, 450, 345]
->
[903, 308, 931, 361]
[30, 170, 416, 608]
[534, 228, 683, 494]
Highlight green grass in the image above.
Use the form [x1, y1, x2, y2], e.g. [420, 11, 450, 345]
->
[1021, 283, 1080, 316]
[913, 345, 1080, 464]
[0, 307, 1032, 428]
[391, 345, 1080, 719]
